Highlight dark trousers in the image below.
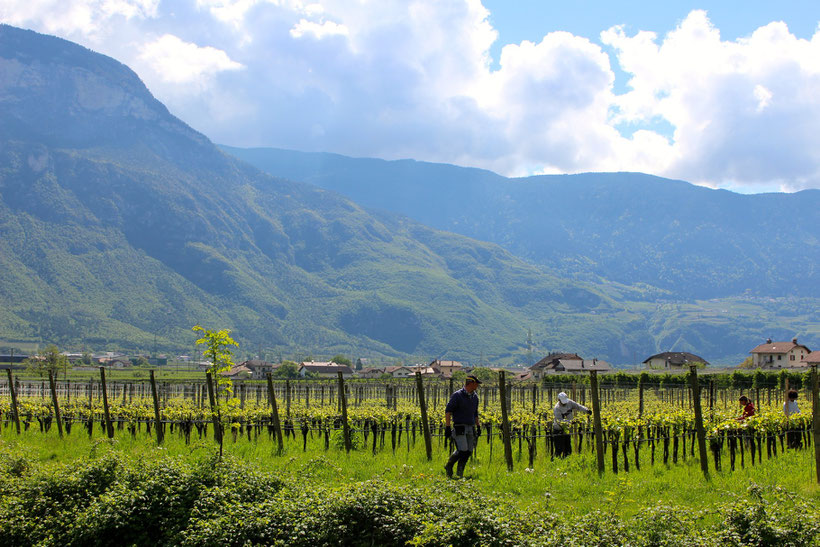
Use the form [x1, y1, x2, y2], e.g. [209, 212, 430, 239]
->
[445, 449, 472, 477]
[553, 431, 571, 458]
[787, 429, 803, 449]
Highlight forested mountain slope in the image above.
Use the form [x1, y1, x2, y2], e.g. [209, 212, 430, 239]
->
[224, 146, 819, 300]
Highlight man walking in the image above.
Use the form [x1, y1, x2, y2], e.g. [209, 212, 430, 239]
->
[552, 391, 590, 458]
[444, 375, 482, 478]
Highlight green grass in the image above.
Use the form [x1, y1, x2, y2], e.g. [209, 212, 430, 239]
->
[3, 422, 817, 520]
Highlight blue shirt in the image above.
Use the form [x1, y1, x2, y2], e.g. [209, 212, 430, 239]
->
[445, 388, 479, 425]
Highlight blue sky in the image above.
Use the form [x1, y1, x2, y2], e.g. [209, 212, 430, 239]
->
[2, 1, 820, 192]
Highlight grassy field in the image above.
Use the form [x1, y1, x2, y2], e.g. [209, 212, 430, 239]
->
[2, 373, 819, 545]
[2, 422, 818, 518]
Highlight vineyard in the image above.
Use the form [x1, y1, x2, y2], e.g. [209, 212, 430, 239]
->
[2, 367, 820, 545]
[3, 366, 819, 478]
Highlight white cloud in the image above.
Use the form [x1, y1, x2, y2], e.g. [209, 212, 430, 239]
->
[289, 18, 348, 39]
[138, 34, 243, 85]
[604, 10, 820, 189]
[0, 0, 158, 36]
[3, 2, 820, 190]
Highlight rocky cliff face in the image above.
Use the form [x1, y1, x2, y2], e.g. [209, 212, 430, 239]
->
[0, 24, 209, 156]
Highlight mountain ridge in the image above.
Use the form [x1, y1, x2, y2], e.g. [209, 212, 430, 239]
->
[222, 145, 819, 300]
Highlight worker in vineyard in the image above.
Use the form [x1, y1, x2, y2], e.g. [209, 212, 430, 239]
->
[552, 392, 591, 458]
[738, 395, 755, 420]
[784, 389, 802, 448]
[444, 375, 482, 478]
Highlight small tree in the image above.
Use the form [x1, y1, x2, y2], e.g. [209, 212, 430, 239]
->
[469, 367, 497, 382]
[26, 345, 68, 379]
[738, 356, 755, 369]
[273, 360, 300, 379]
[331, 354, 352, 366]
[193, 325, 239, 458]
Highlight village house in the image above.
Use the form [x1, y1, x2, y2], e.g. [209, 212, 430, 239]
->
[357, 367, 386, 379]
[298, 361, 354, 378]
[750, 338, 811, 368]
[554, 358, 611, 375]
[800, 350, 820, 367]
[410, 364, 439, 377]
[383, 365, 415, 378]
[92, 352, 129, 365]
[236, 359, 279, 380]
[529, 353, 582, 379]
[221, 364, 253, 379]
[643, 352, 710, 370]
[431, 359, 463, 378]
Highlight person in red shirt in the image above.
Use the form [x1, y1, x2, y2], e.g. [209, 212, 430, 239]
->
[738, 396, 755, 420]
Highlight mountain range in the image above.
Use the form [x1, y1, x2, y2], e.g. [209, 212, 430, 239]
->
[221, 146, 820, 301]
[0, 24, 817, 365]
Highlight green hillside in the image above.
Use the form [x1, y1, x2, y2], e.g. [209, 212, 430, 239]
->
[222, 146, 820, 300]
[0, 25, 817, 366]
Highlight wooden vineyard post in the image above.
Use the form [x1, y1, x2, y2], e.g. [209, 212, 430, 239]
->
[590, 370, 605, 476]
[6, 369, 20, 434]
[415, 372, 433, 461]
[99, 367, 114, 438]
[206, 372, 222, 447]
[638, 375, 644, 418]
[266, 373, 285, 454]
[338, 372, 352, 452]
[532, 384, 537, 413]
[812, 365, 820, 484]
[48, 370, 63, 438]
[689, 365, 709, 480]
[498, 371, 514, 471]
[286, 380, 292, 418]
[149, 370, 164, 445]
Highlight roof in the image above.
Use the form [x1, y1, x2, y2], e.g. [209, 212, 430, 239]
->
[222, 365, 252, 377]
[239, 359, 278, 369]
[299, 362, 354, 374]
[532, 353, 583, 370]
[556, 359, 611, 372]
[384, 366, 413, 373]
[750, 340, 811, 354]
[802, 351, 820, 365]
[643, 352, 710, 366]
[433, 360, 463, 368]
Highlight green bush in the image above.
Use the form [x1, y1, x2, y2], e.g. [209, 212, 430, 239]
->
[1, 452, 819, 547]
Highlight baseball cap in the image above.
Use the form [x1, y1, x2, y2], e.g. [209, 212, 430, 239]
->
[466, 375, 482, 384]
[557, 392, 569, 403]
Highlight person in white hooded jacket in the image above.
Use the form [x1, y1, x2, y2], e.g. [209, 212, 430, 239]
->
[552, 391, 591, 458]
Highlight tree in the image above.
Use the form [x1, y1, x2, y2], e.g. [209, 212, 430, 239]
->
[469, 367, 496, 382]
[26, 345, 68, 379]
[355, 358, 363, 371]
[331, 354, 352, 366]
[738, 356, 755, 369]
[193, 325, 239, 458]
[452, 369, 467, 382]
[273, 360, 300, 379]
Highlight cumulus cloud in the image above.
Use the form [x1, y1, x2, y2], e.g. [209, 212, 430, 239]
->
[289, 18, 347, 39]
[138, 34, 243, 85]
[603, 10, 820, 190]
[2, 2, 820, 190]
[0, 0, 158, 36]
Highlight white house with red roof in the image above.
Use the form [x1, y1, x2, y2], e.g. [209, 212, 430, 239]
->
[750, 338, 811, 368]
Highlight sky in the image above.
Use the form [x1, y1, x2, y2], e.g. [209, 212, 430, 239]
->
[2, 1, 820, 192]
